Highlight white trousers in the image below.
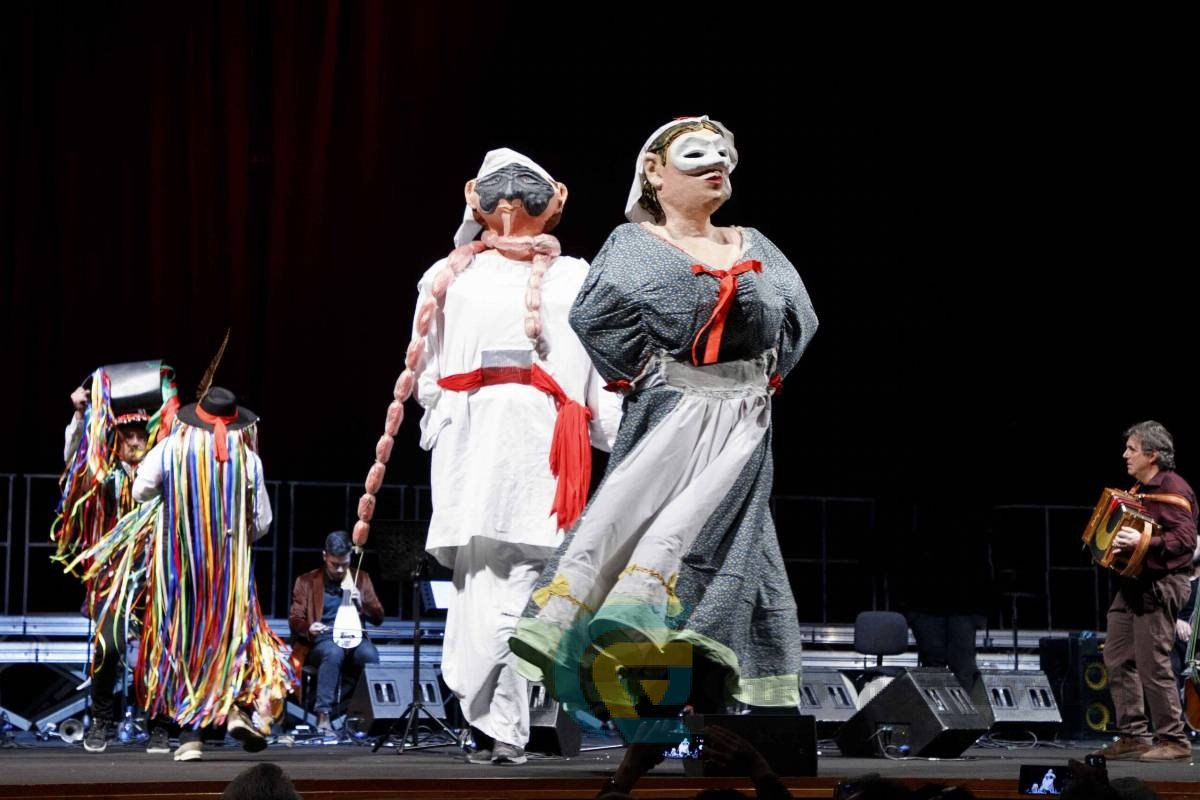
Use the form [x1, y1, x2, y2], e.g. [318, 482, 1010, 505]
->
[441, 536, 554, 746]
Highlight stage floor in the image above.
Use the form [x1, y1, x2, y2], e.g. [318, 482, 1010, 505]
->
[1, 735, 1199, 799]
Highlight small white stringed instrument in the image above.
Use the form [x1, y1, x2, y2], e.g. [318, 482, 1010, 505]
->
[331, 569, 364, 649]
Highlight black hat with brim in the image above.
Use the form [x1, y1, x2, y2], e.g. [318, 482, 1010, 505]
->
[177, 386, 258, 432]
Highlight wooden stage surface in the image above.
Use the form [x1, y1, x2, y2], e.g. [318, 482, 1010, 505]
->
[1, 736, 1198, 799]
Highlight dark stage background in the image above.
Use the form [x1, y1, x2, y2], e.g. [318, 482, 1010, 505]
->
[1, 4, 1191, 590]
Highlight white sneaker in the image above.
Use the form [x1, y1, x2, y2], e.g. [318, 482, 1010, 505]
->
[466, 748, 493, 765]
[492, 741, 527, 765]
[227, 706, 268, 753]
[174, 740, 204, 762]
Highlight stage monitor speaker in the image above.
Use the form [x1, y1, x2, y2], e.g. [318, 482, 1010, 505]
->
[835, 668, 990, 758]
[526, 682, 581, 757]
[346, 664, 446, 736]
[971, 670, 1062, 738]
[682, 713, 817, 777]
[1038, 635, 1114, 740]
[799, 666, 860, 736]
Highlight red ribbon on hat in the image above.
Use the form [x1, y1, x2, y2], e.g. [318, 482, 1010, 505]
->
[195, 406, 239, 463]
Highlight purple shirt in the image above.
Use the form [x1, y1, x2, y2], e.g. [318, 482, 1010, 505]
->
[1136, 469, 1198, 577]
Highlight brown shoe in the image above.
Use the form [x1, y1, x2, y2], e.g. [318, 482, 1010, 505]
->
[1139, 741, 1192, 761]
[1092, 736, 1152, 760]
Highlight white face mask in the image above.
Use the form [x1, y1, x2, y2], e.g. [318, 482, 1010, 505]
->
[667, 130, 735, 174]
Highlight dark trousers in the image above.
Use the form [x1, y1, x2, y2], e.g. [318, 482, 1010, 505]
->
[89, 603, 175, 734]
[907, 612, 982, 692]
[1171, 579, 1199, 696]
[307, 636, 380, 713]
[1106, 573, 1192, 746]
[89, 607, 128, 722]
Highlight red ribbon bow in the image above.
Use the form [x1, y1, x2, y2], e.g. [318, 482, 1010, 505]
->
[690, 260, 762, 366]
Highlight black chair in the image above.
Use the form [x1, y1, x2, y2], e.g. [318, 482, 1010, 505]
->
[847, 611, 910, 696]
[855, 611, 909, 667]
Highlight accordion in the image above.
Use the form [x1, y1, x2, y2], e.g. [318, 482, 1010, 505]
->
[1081, 488, 1157, 577]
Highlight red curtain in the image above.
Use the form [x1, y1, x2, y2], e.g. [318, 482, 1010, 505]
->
[0, 2, 511, 479]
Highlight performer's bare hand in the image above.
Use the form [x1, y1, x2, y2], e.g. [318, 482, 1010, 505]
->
[309, 622, 328, 636]
[351, 588, 362, 605]
[71, 387, 88, 412]
[1178, 619, 1192, 642]
[1113, 526, 1143, 554]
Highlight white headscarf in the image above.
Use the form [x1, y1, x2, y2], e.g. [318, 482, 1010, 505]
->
[624, 115, 738, 223]
[452, 148, 558, 247]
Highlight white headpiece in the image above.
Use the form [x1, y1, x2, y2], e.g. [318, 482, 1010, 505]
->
[623, 116, 738, 223]
[453, 148, 558, 247]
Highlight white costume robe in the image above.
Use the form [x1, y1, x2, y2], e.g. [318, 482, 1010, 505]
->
[414, 249, 620, 746]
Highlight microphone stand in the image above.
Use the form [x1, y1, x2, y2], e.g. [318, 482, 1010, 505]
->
[372, 554, 465, 754]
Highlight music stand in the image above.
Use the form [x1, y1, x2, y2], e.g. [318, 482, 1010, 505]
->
[1002, 591, 1038, 672]
[367, 521, 465, 754]
[995, 564, 1040, 673]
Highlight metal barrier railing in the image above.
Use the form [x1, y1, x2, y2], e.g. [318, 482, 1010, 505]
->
[2, 474, 12, 615]
[992, 503, 1102, 632]
[0, 472, 1107, 628]
[283, 480, 427, 619]
[772, 495, 878, 624]
[17, 474, 285, 617]
[23, 473, 59, 616]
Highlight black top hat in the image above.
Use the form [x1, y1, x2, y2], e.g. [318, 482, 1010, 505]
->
[176, 387, 259, 432]
[81, 360, 172, 427]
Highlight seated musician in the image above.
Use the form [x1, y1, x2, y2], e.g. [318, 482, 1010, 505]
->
[1094, 421, 1197, 762]
[288, 530, 385, 731]
[1171, 556, 1199, 716]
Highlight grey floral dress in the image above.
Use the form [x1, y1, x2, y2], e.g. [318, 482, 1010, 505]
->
[510, 222, 818, 715]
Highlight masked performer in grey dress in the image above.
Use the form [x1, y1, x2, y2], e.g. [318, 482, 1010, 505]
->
[511, 116, 818, 726]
